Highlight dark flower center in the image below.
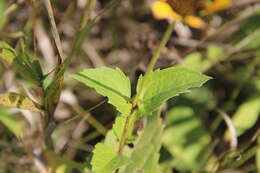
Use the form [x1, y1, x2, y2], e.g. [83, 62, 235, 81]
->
[167, 0, 205, 16]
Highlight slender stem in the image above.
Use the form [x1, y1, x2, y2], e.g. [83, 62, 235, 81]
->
[116, 22, 175, 158]
[132, 21, 175, 107]
[44, 0, 63, 62]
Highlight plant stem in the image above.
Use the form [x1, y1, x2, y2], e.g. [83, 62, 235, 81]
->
[116, 22, 175, 157]
[132, 21, 175, 107]
[44, 0, 64, 62]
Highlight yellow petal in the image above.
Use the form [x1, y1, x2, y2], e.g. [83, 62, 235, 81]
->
[184, 16, 207, 29]
[151, 1, 182, 21]
[205, 0, 232, 14]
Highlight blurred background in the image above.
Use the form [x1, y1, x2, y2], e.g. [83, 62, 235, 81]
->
[0, 0, 260, 172]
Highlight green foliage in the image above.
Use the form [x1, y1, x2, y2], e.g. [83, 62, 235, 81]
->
[136, 67, 210, 115]
[0, 42, 44, 86]
[207, 45, 224, 61]
[233, 11, 260, 49]
[112, 114, 137, 142]
[183, 45, 224, 72]
[0, 92, 43, 112]
[72, 67, 132, 116]
[91, 143, 130, 173]
[162, 106, 211, 171]
[0, 42, 17, 64]
[124, 111, 164, 173]
[0, 107, 23, 138]
[43, 150, 90, 173]
[182, 52, 210, 71]
[228, 96, 260, 136]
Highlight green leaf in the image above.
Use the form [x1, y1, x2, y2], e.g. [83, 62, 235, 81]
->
[162, 106, 211, 171]
[72, 67, 132, 115]
[0, 107, 23, 138]
[136, 67, 210, 115]
[12, 53, 43, 86]
[183, 52, 210, 72]
[0, 42, 17, 64]
[91, 143, 130, 173]
[124, 111, 164, 173]
[228, 96, 260, 136]
[0, 92, 43, 112]
[206, 45, 224, 61]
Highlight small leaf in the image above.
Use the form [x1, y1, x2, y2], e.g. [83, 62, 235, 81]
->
[12, 53, 42, 86]
[91, 143, 130, 173]
[137, 67, 210, 115]
[228, 96, 260, 136]
[206, 45, 224, 61]
[72, 67, 132, 116]
[0, 92, 43, 112]
[0, 42, 17, 64]
[0, 107, 23, 138]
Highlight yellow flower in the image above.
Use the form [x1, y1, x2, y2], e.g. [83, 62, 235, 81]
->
[151, 0, 232, 29]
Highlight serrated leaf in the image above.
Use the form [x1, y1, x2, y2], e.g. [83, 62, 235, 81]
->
[228, 96, 260, 136]
[72, 67, 132, 115]
[162, 106, 211, 171]
[0, 107, 23, 138]
[136, 67, 210, 115]
[0, 42, 17, 64]
[124, 111, 164, 173]
[0, 92, 43, 112]
[91, 143, 130, 173]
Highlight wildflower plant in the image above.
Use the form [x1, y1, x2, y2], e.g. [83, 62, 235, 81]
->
[2, 0, 258, 173]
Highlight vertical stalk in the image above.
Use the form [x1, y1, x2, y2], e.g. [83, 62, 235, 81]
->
[116, 21, 175, 160]
[44, 0, 64, 62]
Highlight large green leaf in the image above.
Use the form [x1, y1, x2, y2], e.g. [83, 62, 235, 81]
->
[0, 92, 43, 112]
[91, 143, 130, 173]
[72, 67, 132, 116]
[136, 67, 210, 115]
[124, 111, 164, 173]
[0, 107, 23, 138]
[162, 106, 211, 171]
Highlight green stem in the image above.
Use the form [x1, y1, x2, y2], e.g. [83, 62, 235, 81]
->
[117, 22, 175, 157]
[132, 21, 175, 107]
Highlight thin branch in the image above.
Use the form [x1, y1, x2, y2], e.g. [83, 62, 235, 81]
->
[44, 0, 63, 62]
[216, 108, 238, 150]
